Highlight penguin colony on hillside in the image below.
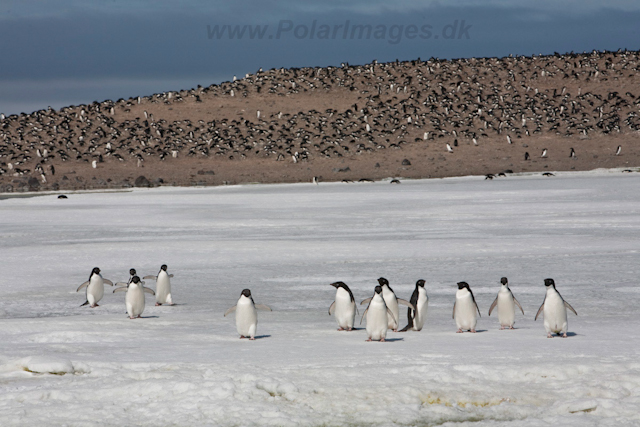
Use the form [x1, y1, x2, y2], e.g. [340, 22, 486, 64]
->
[78, 268, 577, 340]
[1, 49, 639, 190]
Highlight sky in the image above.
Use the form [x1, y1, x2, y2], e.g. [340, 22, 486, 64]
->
[1, 0, 639, 115]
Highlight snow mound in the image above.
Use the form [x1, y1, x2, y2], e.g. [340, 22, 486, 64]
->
[18, 356, 77, 375]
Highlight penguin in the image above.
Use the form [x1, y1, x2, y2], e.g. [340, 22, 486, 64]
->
[143, 264, 174, 306]
[113, 276, 155, 319]
[453, 282, 481, 333]
[376, 278, 415, 331]
[328, 281, 357, 331]
[615, 145, 622, 156]
[399, 279, 428, 332]
[76, 267, 113, 308]
[114, 268, 139, 314]
[360, 285, 396, 342]
[541, 148, 548, 158]
[524, 152, 530, 161]
[507, 135, 512, 144]
[224, 289, 271, 340]
[570, 148, 576, 158]
[446, 143, 454, 153]
[535, 278, 577, 338]
[488, 277, 524, 330]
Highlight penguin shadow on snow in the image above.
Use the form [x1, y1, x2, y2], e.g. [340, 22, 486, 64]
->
[240, 335, 271, 340]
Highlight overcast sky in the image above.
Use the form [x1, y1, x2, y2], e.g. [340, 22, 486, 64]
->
[1, 0, 638, 115]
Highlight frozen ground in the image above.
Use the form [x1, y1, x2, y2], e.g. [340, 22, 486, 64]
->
[1, 171, 640, 426]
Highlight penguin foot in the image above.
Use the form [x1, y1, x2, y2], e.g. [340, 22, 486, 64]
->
[561, 333, 568, 338]
[366, 338, 372, 342]
[456, 329, 463, 333]
[337, 327, 344, 331]
[470, 329, 476, 333]
[91, 304, 99, 308]
[239, 336, 246, 339]
[509, 326, 515, 330]
[380, 338, 386, 342]
[249, 337, 255, 341]
[155, 303, 162, 306]
[547, 333, 553, 338]
[347, 327, 353, 331]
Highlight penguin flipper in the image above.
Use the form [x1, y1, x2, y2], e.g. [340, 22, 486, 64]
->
[224, 306, 237, 317]
[143, 287, 155, 295]
[360, 297, 372, 306]
[534, 299, 545, 321]
[452, 302, 456, 319]
[488, 297, 498, 316]
[80, 300, 89, 307]
[328, 301, 336, 315]
[114, 282, 128, 287]
[169, 274, 174, 278]
[564, 301, 578, 316]
[513, 297, 525, 315]
[143, 275, 157, 280]
[255, 304, 272, 311]
[475, 302, 481, 317]
[103, 279, 114, 286]
[397, 298, 416, 311]
[386, 308, 397, 325]
[76, 281, 90, 292]
[360, 307, 369, 325]
[113, 287, 127, 293]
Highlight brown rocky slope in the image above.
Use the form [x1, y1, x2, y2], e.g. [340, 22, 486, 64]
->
[1, 49, 639, 192]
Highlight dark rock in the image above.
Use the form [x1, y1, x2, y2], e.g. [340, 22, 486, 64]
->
[28, 177, 40, 190]
[197, 170, 215, 175]
[401, 159, 411, 166]
[374, 163, 380, 168]
[134, 176, 151, 187]
[333, 167, 351, 173]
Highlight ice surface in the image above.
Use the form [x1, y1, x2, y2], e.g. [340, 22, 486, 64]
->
[1, 172, 640, 426]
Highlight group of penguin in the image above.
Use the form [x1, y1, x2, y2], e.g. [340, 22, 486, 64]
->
[77, 265, 174, 319]
[328, 277, 578, 341]
[77, 267, 577, 341]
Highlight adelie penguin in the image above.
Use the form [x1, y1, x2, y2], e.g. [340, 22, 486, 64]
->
[375, 278, 414, 331]
[535, 278, 577, 338]
[144, 264, 174, 306]
[488, 277, 524, 330]
[360, 285, 396, 342]
[399, 279, 428, 332]
[113, 276, 155, 319]
[114, 268, 138, 314]
[328, 281, 357, 331]
[453, 282, 481, 333]
[224, 289, 272, 340]
[76, 267, 113, 308]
